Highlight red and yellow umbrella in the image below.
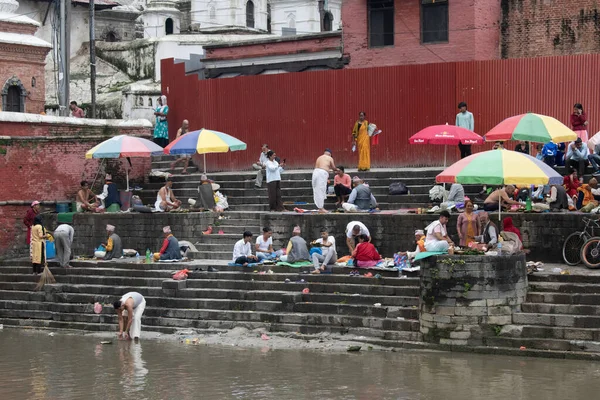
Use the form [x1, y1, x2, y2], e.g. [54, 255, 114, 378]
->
[485, 113, 576, 143]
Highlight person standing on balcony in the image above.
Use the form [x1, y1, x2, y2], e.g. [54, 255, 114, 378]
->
[456, 102, 474, 159]
[153, 95, 169, 147]
[571, 103, 589, 143]
[352, 111, 370, 171]
[69, 101, 85, 118]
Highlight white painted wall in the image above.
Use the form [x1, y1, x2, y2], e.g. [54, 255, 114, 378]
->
[270, 0, 341, 35]
[154, 39, 204, 80]
[143, 6, 180, 38]
[191, 0, 268, 30]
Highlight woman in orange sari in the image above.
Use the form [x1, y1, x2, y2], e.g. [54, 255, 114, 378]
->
[352, 111, 370, 171]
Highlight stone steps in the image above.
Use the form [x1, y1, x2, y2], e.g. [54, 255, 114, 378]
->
[521, 302, 600, 316]
[513, 312, 600, 328]
[527, 292, 600, 305]
[485, 336, 600, 353]
[528, 282, 600, 294]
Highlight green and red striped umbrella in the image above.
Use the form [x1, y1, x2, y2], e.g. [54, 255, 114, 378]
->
[436, 149, 562, 186]
[485, 113, 577, 143]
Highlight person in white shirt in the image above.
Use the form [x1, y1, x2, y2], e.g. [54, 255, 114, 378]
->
[113, 291, 146, 341]
[256, 227, 274, 261]
[425, 210, 454, 254]
[266, 150, 286, 212]
[311, 227, 337, 274]
[252, 144, 269, 187]
[233, 231, 258, 266]
[345, 221, 370, 253]
[53, 224, 74, 268]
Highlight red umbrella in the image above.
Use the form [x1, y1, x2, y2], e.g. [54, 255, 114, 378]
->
[409, 124, 483, 167]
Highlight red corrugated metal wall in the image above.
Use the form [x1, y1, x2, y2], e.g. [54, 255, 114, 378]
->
[161, 54, 600, 171]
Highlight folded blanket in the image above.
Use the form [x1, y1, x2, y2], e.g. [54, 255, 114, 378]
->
[228, 262, 262, 268]
[276, 261, 313, 267]
[414, 251, 448, 261]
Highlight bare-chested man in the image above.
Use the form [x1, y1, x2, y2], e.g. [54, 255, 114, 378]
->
[170, 119, 191, 174]
[312, 149, 336, 214]
[154, 179, 182, 212]
[76, 181, 98, 212]
[483, 185, 520, 211]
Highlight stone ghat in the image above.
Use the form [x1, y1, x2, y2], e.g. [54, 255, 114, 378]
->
[69, 211, 584, 262]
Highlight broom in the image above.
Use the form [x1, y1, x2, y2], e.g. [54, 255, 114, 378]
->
[35, 234, 56, 291]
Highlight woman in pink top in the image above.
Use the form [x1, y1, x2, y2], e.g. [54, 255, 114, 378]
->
[571, 103, 589, 142]
[333, 166, 352, 206]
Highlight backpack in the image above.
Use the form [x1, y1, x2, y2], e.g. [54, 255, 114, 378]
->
[389, 182, 409, 195]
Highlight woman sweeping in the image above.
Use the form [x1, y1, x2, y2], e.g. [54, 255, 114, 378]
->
[456, 200, 480, 247]
[30, 215, 49, 275]
[153, 95, 169, 147]
[352, 111, 370, 171]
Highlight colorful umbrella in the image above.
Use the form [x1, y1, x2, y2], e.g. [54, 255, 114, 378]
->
[436, 149, 562, 186]
[485, 113, 577, 143]
[164, 128, 247, 172]
[409, 124, 483, 169]
[85, 135, 163, 190]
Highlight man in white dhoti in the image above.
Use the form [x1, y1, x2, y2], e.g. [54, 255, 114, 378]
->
[312, 149, 336, 214]
[113, 291, 146, 341]
[53, 224, 74, 268]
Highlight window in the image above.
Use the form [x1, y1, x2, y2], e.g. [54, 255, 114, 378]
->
[323, 12, 333, 32]
[209, 6, 216, 20]
[2, 77, 25, 113]
[421, 0, 448, 43]
[368, 0, 394, 47]
[246, 1, 255, 28]
[165, 18, 174, 35]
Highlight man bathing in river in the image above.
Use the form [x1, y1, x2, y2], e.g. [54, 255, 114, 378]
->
[312, 149, 336, 213]
[113, 291, 146, 341]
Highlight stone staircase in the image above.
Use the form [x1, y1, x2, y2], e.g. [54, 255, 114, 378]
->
[0, 260, 422, 342]
[489, 272, 600, 353]
[143, 155, 483, 212]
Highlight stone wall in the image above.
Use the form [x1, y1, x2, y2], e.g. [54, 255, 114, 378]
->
[0, 113, 152, 257]
[96, 40, 156, 81]
[419, 255, 527, 346]
[61, 211, 588, 263]
[500, 0, 600, 59]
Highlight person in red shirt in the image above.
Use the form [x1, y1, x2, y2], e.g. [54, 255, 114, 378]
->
[571, 103, 589, 142]
[333, 166, 352, 206]
[563, 170, 581, 199]
[352, 234, 381, 268]
[23, 201, 40, 244]
[69, 101, 85, 118]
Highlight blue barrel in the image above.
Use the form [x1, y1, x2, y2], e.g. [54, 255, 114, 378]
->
[46, 241, 56, 259]
[56, 203, 69, 213]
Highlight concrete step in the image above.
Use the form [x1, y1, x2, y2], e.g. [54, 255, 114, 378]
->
[526, 292, 600, 305]
[508, 324, 600, 341]
[521, 302, 600, 316]
[529, 273, 600, 285]
[0, 274, 166, 288]
[485, 336, 600, 353]
[512, 312, 600, 328]
[528, 282, 600, 294]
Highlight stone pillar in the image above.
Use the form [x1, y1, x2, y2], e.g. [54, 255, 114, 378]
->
[419, 254, 527, 346]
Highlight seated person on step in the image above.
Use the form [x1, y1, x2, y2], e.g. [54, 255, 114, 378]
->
[424, 210, 454, 254]
[475, 212, 498, 250]
[310, 227, 337, 274]
[155, 179, 181, 212]
[576, 177, 599, 211]
[233, 231, 258, 266]
[280, 226, 309, 263]
[342, 177, 377, 212]
[352, 234, 382, 268]
[256, 227, 276, 261]
[483, 185, 519, 212]
[76, 181, 99, 212]
[398, 229, 426, 262]
[154, 226, 181, 261]
[98, 174, 121, 212]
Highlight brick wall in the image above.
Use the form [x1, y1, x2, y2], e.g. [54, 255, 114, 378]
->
[0, 115, 153, 257]
[64, 212, 585, 264]
[0, 21, 37, 35]
[0, 45, 48, 114]
[342, 0, 500, 68]
[500, 0, 600, 58]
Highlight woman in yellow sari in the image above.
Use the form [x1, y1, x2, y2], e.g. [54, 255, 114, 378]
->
[30, 215, 49, 275]
[352, 111, 370, 171]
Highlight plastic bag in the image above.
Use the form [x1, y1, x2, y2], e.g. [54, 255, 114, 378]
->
[172, 269, 190, 280]
[389, 182, 409, 195]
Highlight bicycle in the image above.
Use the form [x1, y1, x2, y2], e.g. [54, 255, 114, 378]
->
[581, 234, 600, 269]
[562, 217, 600, 266]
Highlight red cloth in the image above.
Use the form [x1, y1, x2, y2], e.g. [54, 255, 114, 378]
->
[23, 207, 37, 244]
[159, 236, 170, 254]
[502, 217, 522, 241]
[354, 242, 381, 262]
[563, 175, 581, 197]
[571, 112, 587, 131]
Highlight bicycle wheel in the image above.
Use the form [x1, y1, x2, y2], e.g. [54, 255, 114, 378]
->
[581, 237, 600, 269]
[563, 232, 589, 265]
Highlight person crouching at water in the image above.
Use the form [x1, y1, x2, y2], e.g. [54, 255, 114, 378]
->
[154, 226, 181, 261]
[113, 291, 146, 340]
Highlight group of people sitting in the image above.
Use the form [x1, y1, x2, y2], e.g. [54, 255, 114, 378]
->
[331, 167, 378, 212]
[75, 176, 122, 212]
[231, 221, 382, 274]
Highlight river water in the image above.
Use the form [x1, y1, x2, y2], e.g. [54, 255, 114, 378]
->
[1, 329, 598, 400]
